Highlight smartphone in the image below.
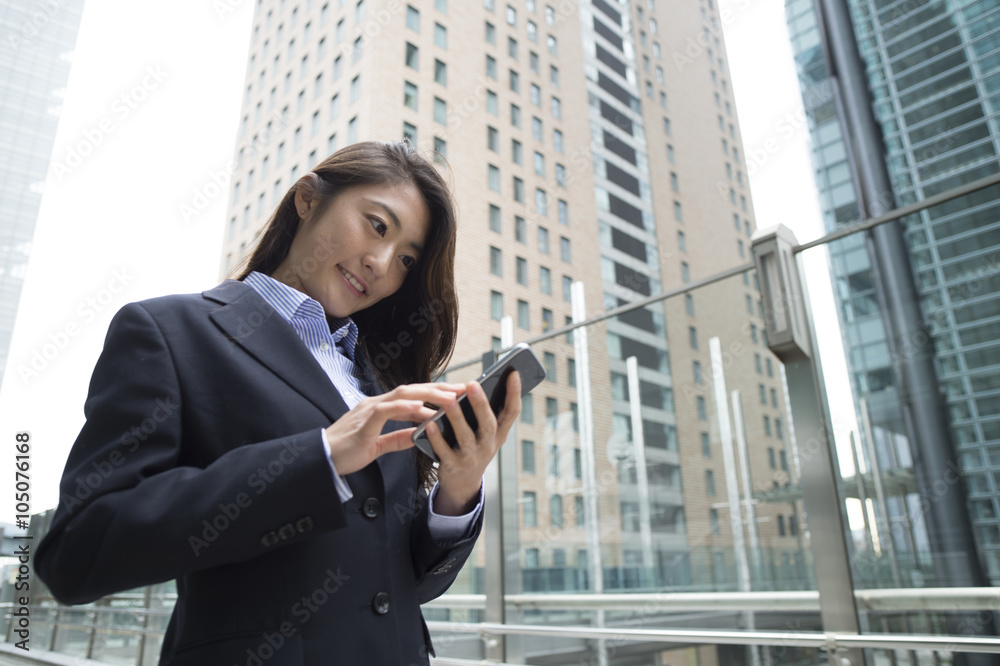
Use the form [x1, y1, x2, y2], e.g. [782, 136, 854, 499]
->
[412, 343, 546, 462]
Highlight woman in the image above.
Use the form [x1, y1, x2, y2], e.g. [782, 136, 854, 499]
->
[36, 141, 519, 665]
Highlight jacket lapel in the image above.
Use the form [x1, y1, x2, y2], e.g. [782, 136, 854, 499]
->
[204, 280, 351, 424]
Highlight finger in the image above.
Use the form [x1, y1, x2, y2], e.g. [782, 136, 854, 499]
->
[496, 371, 522, 434]
[372, 400, 437, 429]
[424, 418, 453, 462]
[389, 384, 464, 406]
[464, 380, 498, 443]
[441, 390, 477, 452]
[376, 428, 418, 454]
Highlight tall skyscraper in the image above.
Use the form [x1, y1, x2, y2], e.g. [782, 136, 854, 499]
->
[0, 0, 86, 391]
[222, 0, 808, 660]
[786, 0, 1000, 588]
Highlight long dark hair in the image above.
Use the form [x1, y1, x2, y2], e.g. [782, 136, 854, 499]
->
[234, 141, 458, 488]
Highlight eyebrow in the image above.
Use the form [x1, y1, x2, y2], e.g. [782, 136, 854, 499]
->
[368, 198, 423, 255]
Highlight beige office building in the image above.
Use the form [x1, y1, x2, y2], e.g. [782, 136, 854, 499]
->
[221, 0, 809, 661]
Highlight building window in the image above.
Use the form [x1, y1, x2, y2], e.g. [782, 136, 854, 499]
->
[485, 20, 496, 44]
[540, 266, 552, 294]
[522, 393, 534, 423]
[511, 103, 522, 127]
[535, 188, 548, 215]
[522, 440, 535, 473]
[689, 326, 698, 350]
[706, 470, 716, 496]
[523, 491, 537, 526]
[710, 508, 720, 535]
[542, 307, 553, 331]
[513, 176, 525, 202]
[693, 361, 703, 385]
[508, 36, 519, 59]
[406, 4, 420, 31]
[538, 226, 550, 253]
[507, 4, 517, 25]
[434, 59, 447, 85]
[433, 136, 447, 162]
[517, 257, 528, 285]
[515, 216, 526, 243]
[488, 126, 499, 152]
[701, 432, 711, 457]
[518, 299, 530, 329]
[403, 81, 418, 110]
[512, 138, 523, 163]
[402, 121, 417, 145]
[491, 290, 503, 320]
[550, 494, 563, 528]
[434, 22, 447, 48]
[405, 42, 419, 69]
[697, 396, 707, 420]
[764, 415, 772, 436]
[490, 246, 503, 276]
[488, 164, 500, 191]
[560, 236, 571, 262]
[487, 89, 498, 114]
[489, 204, 502, 232]
[486, 54, 497, 79]
[434, 97, 447, 124]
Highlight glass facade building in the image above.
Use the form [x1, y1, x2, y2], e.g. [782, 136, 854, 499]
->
[786, 0, 1000, 585]
[0, 0, 86, 391]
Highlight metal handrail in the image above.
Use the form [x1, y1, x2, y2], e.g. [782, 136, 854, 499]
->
[424, 621, 1000, 654]
[422, 587, 1000, 613]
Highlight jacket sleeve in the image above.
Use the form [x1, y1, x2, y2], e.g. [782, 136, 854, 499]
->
[409, 487, 484, 604]
[35, 302, 347, 605]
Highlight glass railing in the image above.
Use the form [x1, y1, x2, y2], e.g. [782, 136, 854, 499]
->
[4, 174, 1000, 666]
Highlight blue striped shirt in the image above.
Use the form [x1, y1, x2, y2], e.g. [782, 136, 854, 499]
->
[243, 271, 480, 539]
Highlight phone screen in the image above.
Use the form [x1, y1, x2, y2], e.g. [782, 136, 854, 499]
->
[412, 344, 546, 462]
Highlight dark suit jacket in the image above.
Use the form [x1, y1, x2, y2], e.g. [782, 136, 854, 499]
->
[36, 280, 481, 665]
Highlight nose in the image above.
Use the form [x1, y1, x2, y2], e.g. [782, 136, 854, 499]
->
[364, 245, 393, 278]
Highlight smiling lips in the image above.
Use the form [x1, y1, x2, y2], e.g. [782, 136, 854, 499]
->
[339, 266, 367, 295]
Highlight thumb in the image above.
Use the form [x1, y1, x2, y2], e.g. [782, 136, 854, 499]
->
[377, 428, 418, 454]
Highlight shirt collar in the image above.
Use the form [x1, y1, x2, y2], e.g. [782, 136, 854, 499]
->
[243, 271, 359, 360]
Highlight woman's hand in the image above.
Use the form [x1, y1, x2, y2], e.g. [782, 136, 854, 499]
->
[324, 383, 464, 476]
[426, 371, 522, 515]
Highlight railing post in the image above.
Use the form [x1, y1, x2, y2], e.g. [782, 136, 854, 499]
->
[752, 225, 866, 666]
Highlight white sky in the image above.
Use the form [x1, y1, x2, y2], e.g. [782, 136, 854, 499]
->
[0, 0, 858, 524]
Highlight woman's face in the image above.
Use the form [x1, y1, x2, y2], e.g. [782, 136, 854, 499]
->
[276, 181, 431, 318]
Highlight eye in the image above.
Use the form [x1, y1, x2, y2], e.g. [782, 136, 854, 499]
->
[369, 216, 387, 237]
[400, 255, 416, 270]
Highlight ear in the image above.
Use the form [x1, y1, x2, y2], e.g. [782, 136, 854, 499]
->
[293, 173, 322, 218]
[293, 187, 312, 219]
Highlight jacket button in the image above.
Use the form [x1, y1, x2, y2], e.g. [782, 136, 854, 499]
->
[362, 497, 381, 518]
[372, 592, 391, 615]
